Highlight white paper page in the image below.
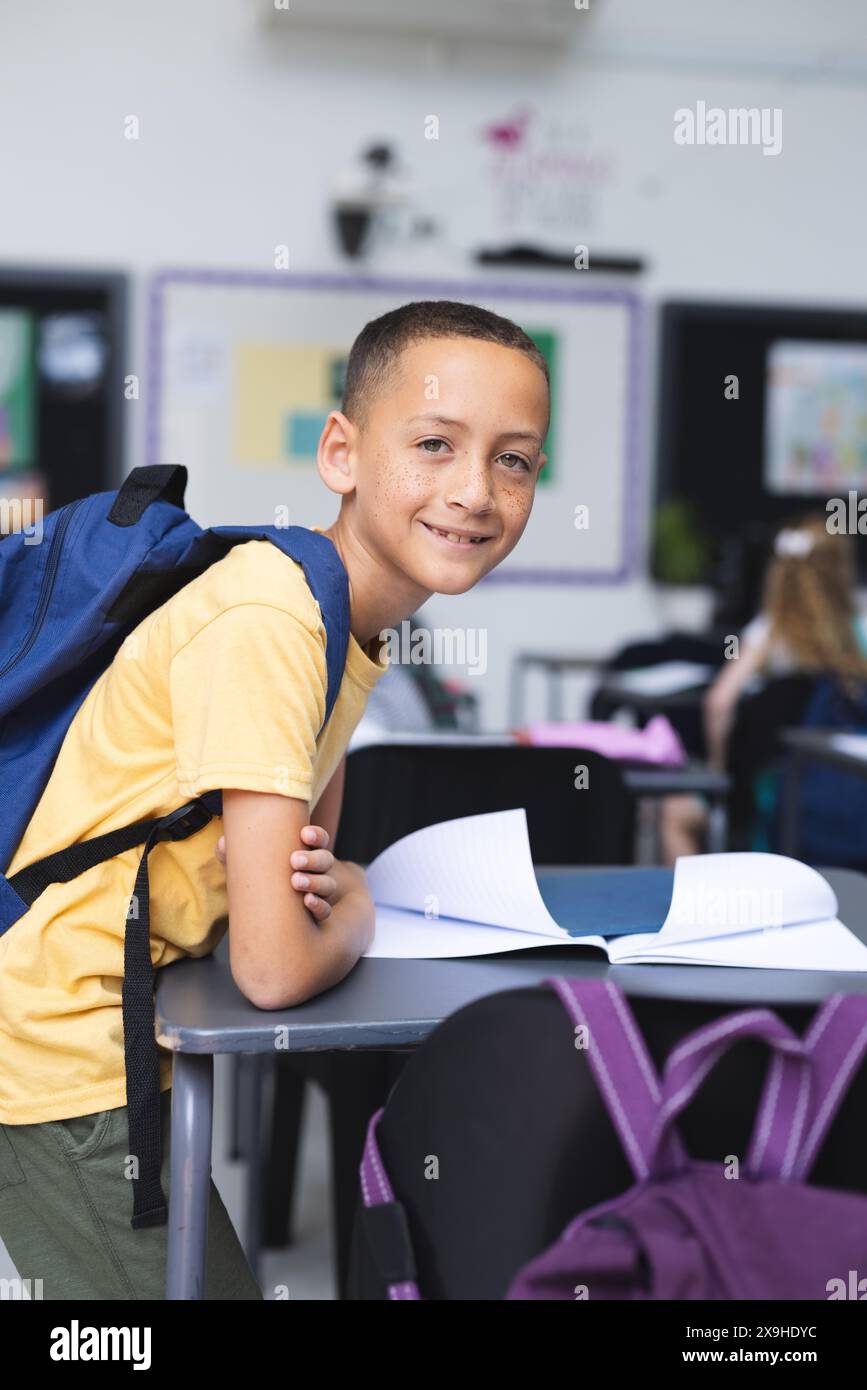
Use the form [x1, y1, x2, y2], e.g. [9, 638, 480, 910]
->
[829, 733, 867, 761]
[628, 852, 838, 950]
[364, 807, 569, 941]
[366, 904, 608, 959]
[611, 918, 867, 972]
[611, 661, 713, 696]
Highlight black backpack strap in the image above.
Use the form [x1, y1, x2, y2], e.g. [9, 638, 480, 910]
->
[7, 796, 219, 906]
[123, 803, 211, 1227]
[107, 465, 188, 527]
[10, 793, 220, 1228]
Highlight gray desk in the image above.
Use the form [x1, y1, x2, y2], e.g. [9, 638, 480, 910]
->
[156, 864, 867, 1299]
[781, 728, 867, 856]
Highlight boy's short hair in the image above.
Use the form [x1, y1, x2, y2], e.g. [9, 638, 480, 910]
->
[341, 299, 550, 431]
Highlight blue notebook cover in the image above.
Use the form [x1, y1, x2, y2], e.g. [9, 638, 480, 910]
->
[535, 869, 674, 938]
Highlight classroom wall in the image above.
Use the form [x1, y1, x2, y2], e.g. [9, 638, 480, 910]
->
[2, 0, 867, 726]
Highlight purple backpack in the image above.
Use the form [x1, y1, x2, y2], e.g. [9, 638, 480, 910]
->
[359, 978, 867, 1300]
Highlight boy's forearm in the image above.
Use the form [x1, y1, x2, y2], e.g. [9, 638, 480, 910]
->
[265, 885, 375, 1008]
[309, 752, 346, 846]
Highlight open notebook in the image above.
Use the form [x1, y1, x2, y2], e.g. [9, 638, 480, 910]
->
[363, 808, 867, 971]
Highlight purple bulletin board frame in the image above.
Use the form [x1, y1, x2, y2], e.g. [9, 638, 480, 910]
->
[147, 268, 643, 585]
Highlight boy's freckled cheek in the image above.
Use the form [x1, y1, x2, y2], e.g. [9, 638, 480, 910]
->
[499, 484, 532, 521]
[374, 457, 431, 507]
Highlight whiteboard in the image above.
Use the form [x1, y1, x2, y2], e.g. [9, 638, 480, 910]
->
[147, 270, 640, 582]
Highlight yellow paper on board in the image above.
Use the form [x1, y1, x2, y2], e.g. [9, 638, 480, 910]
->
[233, 342, 344, 467]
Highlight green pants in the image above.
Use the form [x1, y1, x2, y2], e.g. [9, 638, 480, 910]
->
[0, 1088, 262, 1300]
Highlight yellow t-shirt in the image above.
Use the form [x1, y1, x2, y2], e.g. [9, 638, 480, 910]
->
[0, 534, 388, 1124]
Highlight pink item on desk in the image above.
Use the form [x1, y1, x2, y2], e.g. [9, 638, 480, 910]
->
[521, 714, 687, 766]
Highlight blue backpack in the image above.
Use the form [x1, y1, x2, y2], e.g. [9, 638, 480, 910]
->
[0, 464, 350, 1229]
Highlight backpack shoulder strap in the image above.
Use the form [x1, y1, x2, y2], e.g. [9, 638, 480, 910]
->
[7, 792, 221, 918]
[204, 524, 350, 733]
[544, 977, 688, 1181]
[788, 993, 867, 1181]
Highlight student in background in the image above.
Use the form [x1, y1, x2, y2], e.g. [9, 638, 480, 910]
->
[661, 514, 867, 862]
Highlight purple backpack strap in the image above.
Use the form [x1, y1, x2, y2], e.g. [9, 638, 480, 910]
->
[648, 1006, 810, 1180]
[544, 977, 688, 1180]
[790, 993, 867, 1181]
[359, 1108, 421, 1301]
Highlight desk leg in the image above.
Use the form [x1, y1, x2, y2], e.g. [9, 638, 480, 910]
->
[243, 1054, 266, 1283]
[634, 798, 657, 866]
[780, 751, 804, 858]
[166, 1052, 214, 1300]
[548, 667, 563, 722]
[509, 661, 525, 728]
[707, 798, 728, 853]
[228, 1053, 243, 1161]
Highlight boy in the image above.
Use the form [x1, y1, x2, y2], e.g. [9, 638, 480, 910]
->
[0, 299, 550, 1298]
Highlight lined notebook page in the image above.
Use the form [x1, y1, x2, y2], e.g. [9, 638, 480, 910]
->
[609, 918, 867, 970]
[364, 905, 599, 959]
[364, 807, 567, 939]
[606, 852, 867, 970]
[658, 851, 837, 943]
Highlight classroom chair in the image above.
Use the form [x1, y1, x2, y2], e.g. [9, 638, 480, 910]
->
[333, 742, 634, 866]
[775, 675, 867, 872]
[256, 743, 635, 1297]
[725, 673, 817, 850]
[347, 984, 867, 1298]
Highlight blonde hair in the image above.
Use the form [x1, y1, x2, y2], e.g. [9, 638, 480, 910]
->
[759, 514, 867, 691]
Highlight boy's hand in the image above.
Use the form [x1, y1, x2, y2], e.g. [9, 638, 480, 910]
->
[289, 824, 337, 920]
[214, 824, 365, 923]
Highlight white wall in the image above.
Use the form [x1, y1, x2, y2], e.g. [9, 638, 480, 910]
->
[2, 0, 866, 726]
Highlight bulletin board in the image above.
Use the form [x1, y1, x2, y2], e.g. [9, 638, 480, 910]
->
[147, 270, 640, 582]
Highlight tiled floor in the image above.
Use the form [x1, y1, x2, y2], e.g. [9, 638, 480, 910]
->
[0, 1055, 337, 1300]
